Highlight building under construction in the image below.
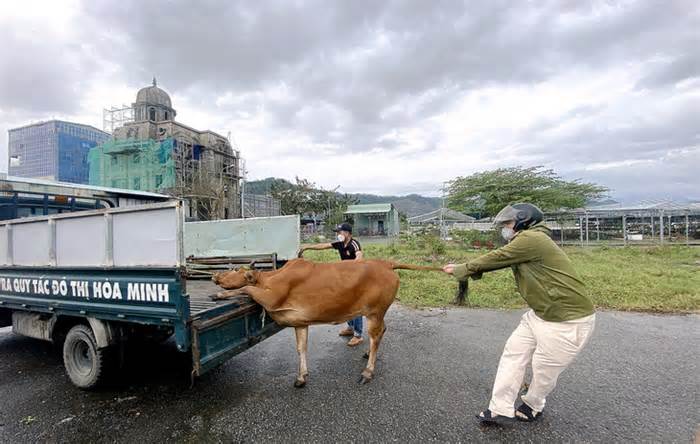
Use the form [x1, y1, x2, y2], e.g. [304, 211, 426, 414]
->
[90, 78, 242, 220]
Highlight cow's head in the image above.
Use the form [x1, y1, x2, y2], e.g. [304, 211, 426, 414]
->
[212, 268, 258, 289]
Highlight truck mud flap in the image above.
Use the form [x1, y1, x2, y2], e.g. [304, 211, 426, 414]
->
[191, 302, 282, 378]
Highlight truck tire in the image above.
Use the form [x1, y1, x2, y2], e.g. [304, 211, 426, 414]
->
[62, 324, 111, 389]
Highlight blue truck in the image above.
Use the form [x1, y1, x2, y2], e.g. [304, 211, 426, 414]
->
[0, 200, 292, 389]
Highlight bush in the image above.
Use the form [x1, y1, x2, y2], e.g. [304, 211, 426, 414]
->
[303, 234, 325, 244]
[451, 229, 499, 249]
[415, 233, 447, 256]
[386, 241, 400, 256]
[398, 232, 420, 250]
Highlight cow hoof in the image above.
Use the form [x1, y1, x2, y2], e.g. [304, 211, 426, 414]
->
[358, 369, 374, 384]
[294, 378, 307, 388]
[210, 294, 220, 301]
[362, 352, 369, 360]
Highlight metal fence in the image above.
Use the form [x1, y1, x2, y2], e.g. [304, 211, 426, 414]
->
[546, 206, 700, 246]
[426, 203, 700, 247]
[243, 194, 281, 218]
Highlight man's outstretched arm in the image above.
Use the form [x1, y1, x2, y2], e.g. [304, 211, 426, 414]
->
[444, 234, 541, 279]
[298, 243, 334, 257]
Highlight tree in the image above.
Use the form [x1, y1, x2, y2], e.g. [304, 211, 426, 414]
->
[269, 177, 358, 231]
[184, 166, 230, 220]
[446, 166, 608, 217]
[270, 177, 322, 216]
[320, 189, 358, 233]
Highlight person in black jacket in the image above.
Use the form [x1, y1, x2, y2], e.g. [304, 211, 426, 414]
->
[298, 223, 364, 346]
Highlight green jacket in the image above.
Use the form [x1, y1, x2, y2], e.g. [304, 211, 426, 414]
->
[453, 222, 594, 322]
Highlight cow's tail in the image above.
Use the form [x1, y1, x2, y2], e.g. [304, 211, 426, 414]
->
[390, 262, 469, 305]
[390, 262, 443, 272]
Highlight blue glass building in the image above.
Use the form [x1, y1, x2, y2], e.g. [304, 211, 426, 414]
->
[8, 120, 110, 184]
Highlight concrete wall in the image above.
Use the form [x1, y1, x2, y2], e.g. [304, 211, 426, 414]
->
[351, 209, 400, 236]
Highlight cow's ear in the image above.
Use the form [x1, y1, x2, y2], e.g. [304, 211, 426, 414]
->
[244, 270, 258, 284]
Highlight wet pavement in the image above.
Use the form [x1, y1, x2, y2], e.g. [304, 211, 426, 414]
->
[0, 307, 698, 443]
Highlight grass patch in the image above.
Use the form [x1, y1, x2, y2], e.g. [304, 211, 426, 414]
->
[302, 241, 700, 313]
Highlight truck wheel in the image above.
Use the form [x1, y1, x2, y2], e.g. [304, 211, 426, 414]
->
[63, 324, 111, 389]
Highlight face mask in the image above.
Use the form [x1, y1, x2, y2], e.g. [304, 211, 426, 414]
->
[501, 227, 515, 242]
[337, 234, 345, 242]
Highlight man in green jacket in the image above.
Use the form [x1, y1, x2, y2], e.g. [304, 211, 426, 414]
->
[443, 203, 595, 424]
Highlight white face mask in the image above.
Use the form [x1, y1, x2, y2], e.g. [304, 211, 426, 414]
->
[501, 227, 515, 242]
[337, 234, 345, 242]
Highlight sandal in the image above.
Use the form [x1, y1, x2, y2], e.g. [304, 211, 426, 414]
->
[515, 403, 543, 422]
[347, 336, 364, 347]
[476, 409, 513, 425]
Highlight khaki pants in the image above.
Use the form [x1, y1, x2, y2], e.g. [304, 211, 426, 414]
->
[489, 310, 596, 417]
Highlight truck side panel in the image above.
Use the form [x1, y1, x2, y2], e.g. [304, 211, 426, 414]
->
[185, 215, 300, 261]
[191, 301, 283, 376]
[0, 267, 191, 350]
[0, 202, 192, 349]
[0, 202, 184, 268]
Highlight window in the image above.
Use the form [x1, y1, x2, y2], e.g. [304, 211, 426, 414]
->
[133, 153, 140, 164]
[149, 108, 156, 121]
[133, 177, 140, 190]
[111, 156, 118, 165]
[164, 111, 169, 120]
[155, 175, 163, 189]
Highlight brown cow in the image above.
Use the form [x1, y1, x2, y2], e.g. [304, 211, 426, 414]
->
[211, 258, 442, 387]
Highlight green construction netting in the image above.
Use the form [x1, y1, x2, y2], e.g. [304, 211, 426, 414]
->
[88, 138, 176, 192]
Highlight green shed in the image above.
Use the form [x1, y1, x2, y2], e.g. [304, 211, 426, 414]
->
[344, 203, 401, 237]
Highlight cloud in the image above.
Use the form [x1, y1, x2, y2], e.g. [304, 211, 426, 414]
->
[574, 146, 700, 201]
[0, 22, 85, 115]
[636, 53, 700, 89]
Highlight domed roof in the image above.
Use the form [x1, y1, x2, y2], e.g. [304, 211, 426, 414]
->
[135, 77, 172, 108]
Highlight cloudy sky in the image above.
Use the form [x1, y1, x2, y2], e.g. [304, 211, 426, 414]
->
[1, 0, 698, 201]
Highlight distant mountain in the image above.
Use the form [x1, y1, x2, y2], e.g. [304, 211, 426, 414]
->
[352, 193, 441, 217]
[587, 198, 619, 206]
[244, 177, 441, 217]
[243, 177, 292, 195]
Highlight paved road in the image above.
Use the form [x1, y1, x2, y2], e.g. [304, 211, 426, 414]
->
[0, 307, 698, 443]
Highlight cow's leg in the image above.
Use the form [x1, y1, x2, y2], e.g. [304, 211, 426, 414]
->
[211, 289, 243, 300]
[293, 326, 309, 388]
[359, 316, 386, 384]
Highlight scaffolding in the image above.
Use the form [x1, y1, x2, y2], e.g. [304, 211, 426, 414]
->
[88, 138, 176, 192]
[89, 133, 244, 220]
[103, 105, 134, 133]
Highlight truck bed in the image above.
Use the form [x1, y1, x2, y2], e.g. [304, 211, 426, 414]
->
[185, 279, 282, 377]
[187, 279, 249, 319]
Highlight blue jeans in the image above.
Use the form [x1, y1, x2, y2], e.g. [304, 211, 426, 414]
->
[347, 317, 363, 337]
